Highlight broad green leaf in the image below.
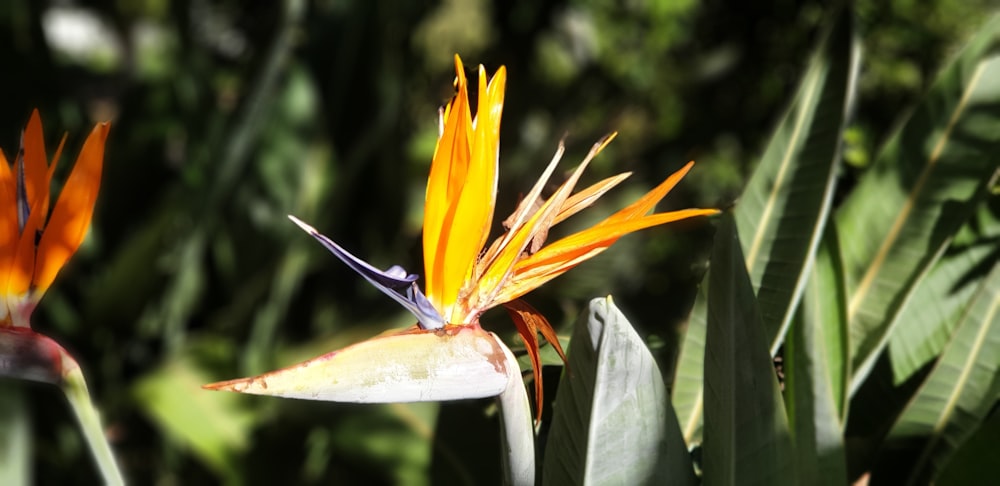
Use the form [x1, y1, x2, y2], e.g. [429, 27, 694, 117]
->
[544, 296, 695, 486]
[879, 262, 1000, 485]
[784, 227, 849, 486]
[887, 204, 1000, 384]
[838, 15, 1000, 391]
[735, 8, 857, 349]
[0, 383, 30, 485]
[702, 215, 795, 486]
[673, 9, 856, 445]
[133, 355, 255, 481]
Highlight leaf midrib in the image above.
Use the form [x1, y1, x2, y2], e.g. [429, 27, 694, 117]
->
[846, 63, 986, 322]
[745, 64, 823, 272]
[912, 281, 998, 481]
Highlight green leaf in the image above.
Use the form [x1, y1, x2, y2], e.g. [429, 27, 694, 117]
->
[133, 354, 255, 482]
[735, 7, 857, 349]
[879, 261, 1000, 485]
[672, 284, 708, 444]
[837, 15, 1000, 392]
[784, 227, 849, 486]
[887, 205, 1000, 384]
[544, 296, 695, 486]
[0, 383, 30, 486]
[702, 215, 795, 486]
[673, 9, 856, 445]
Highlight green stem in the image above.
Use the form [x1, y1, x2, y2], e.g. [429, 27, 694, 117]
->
[61, 364, 124, 485]
[0, 382, 31, 485]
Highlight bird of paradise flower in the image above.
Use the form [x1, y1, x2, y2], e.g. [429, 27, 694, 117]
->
[0, 110, 121, 484]
[205, 55, 717, 483]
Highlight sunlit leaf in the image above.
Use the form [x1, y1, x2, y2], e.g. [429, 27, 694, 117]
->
[544, 296, 695, 486]
[672, 284, 708, 444]
[784, 227, 849, 486]
[735, 7, 857, 348]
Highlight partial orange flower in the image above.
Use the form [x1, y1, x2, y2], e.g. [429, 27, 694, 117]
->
[0, 110, 121, 484]
[0, 110, 109, 330]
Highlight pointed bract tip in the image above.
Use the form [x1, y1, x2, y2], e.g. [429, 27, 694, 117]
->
[287, 214, 316, 233]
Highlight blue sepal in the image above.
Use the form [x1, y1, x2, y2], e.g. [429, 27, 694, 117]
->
[289, 215, 446, 330]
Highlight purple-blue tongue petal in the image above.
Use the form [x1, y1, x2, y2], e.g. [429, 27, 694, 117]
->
[288, 215, 445, 330]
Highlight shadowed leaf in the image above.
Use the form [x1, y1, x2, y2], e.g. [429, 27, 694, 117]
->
[702, 215, 795, 486]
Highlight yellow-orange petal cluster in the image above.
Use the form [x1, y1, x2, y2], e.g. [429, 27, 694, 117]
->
[0, 110, 109, 327]
[423, 58, 506, 323]
[421, 56, 718, 416]
[423, 56, 718, 327]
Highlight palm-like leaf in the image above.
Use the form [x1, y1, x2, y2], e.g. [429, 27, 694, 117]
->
[673, 9, 856, 444]
[878, 262, 1000, 485]
[838, 15, 1000, 392]
[887, 205, 999, 385]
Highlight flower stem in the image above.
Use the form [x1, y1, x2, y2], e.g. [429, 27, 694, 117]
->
[61, 365, 124, 485]
[0, 382, 31, 485]
[494, 334, 534, 486]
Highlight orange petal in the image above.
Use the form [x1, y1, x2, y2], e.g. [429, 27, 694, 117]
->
[599, 161, 695, 225]
[504, 302, 541, 424]
[504, 299, 566, 425]
[21, 110, 50, 214]
[438, 65, 506, 318]
[33, 122, 110, 294]
[490, 162, 709, 303]
[7, 197, 44, 297]
[42, 133, 69, 221]
[0, 150, 18, 305]
[475, 135, 615, 312]
[553, 172, 632, 225]
[497, 208, 720, 303]
[423, 55, 473, 313]
[465, 64, 505, 254]
[477, 141, 567, 277]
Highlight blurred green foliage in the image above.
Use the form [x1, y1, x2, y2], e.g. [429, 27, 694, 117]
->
[0, 0, 995, 483]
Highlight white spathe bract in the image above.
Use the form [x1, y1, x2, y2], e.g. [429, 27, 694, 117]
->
[206, 325, 513, 402]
